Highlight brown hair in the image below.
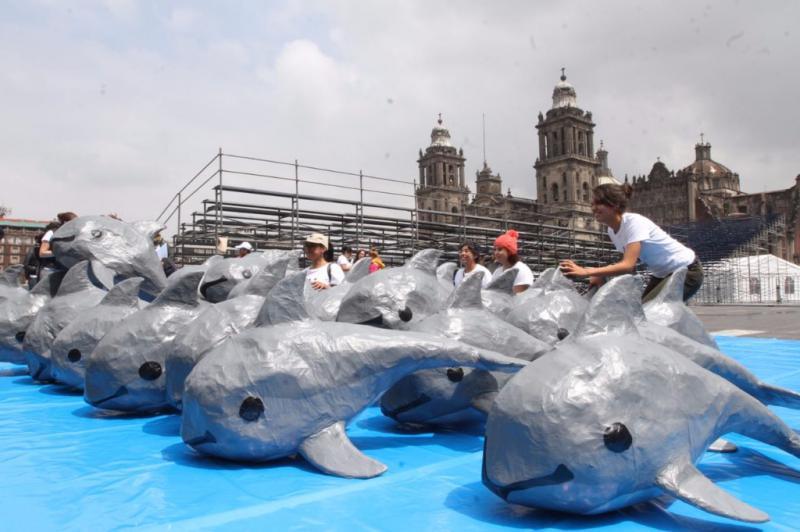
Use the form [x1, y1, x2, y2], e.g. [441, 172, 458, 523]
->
[459, 241, 480, 260]
[592, 184, 633, 213]
[57, 212, 78, 223]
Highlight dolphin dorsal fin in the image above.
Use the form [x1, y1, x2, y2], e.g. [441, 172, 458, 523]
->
[240, 257, 290, 297]
[655, 457, 768, 523]
[30, 269, 65, 297]
[548, 267, 576, 292]
[57, 261, 103, 296]
[531, 267, 556, 289]
[0, 265, 24, 287]
[298, 421, 387, 479]
[448, 271, 485, 310]
[202, 255, 224, 268]
[346, 257, 372, 283]
[486, 269, 515, 294]
[650, 266, 688, 305]
[151, 271, 204, 307]
[436, 261, 458, 283]
[574, 275, 643, 337]
[131, 220, 167, 240]
[99, 277, 144, 307]
[89, 259, 116, 290]
[406, 249, 442, 274]
[256, 271, 309, 326]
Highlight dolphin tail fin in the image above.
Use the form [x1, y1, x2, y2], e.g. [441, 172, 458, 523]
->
[298, 421, 387, 479]
[756, 382, 800, 409]
[655, 457, 768, 523]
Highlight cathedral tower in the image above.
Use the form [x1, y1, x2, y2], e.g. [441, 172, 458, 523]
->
[534, 70, 600, 213]
[416, 115, 469, 223]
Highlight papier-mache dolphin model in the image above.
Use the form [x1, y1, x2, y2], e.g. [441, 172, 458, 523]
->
[199, 251, 283, 303]
[436, 261, 458, 295]
[305, 257, 372, 321]
[23, 261, 110, 382]
[643, 266, 718, 348]
[165, 256, 291, 409]
[49, 277, 145, 389]
[84, 271, 209, 412]
[382, 272, 552, 424]
[0, 265, 25, 304]
[50, 215, 167, 297]
[0, 270, 64, 365]
[225, 250, 301, 300]
[482, 275, 800, 523]
[180, 319, 528, 478]
[505, 267, 587, 343]
[480, 269, 517, 319]
[336, 249, 449, 328]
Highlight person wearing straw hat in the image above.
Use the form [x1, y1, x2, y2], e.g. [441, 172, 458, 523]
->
[304, 233, 345, 290]
[491, 229, 534, 294]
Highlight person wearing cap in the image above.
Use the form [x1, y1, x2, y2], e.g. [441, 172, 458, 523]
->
[454, 241, 491, 288]
[304, 233, 345, 290]
[235, 242, 253, 257]
[491, 229, 534, 294]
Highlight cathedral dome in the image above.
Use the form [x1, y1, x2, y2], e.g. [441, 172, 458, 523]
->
[682, 142, 732, 176]
[430, 115, 453, 147]
[552, 70, 577, 109]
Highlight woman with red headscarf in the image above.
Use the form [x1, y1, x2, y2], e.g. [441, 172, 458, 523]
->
[491, 229, 533, 294]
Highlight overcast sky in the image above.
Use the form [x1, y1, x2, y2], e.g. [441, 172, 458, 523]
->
[2, 0, 798, 231]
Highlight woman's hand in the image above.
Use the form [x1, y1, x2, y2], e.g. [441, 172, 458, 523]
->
[311, 280, 330, 290]
[559, 259, 590, 278]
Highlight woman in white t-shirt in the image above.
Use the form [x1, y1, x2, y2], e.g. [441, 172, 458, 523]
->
[560, 183, 702, 302]
[453, 242, 491, 288]
[303, 233, 345, 290]
[491, 229, 534, 294]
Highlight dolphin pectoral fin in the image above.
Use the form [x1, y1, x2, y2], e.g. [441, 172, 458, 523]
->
[470, 392, 498, 414]
[707, 438, 738, 453]
[655, 458, 768, 523]
[757, 382, 800, 409]
[298, 421, 387, 479]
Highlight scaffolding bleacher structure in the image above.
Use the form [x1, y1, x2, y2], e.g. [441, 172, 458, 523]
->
[158, 150, 800, 305]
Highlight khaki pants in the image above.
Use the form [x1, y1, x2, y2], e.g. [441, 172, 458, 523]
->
[641, 259, 703, 303]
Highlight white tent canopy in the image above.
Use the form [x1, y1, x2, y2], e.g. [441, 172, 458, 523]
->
[698, 254, 800, 304]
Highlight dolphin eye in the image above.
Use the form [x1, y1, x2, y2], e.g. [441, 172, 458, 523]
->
[239, 396, 264, 422]
[91, 229, 103, 239]
[447, 367, 464, 382]
[242, 269, 252, 279]
[138, 361, 162, 381]
[557, 328, 569, 341]
[398, 307, 413, 322]
[68, 349, 82, 363]
[15, 331, 25, 343]
[604, 422, 633, 453]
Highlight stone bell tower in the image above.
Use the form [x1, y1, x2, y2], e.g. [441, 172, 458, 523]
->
[415, 114, 469, 223]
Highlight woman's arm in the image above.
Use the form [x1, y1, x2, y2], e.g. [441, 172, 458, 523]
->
[39, 240, 54, 258]
[560, 242, 642, 279]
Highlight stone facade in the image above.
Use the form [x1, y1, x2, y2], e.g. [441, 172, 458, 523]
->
[0, 218, 47, 271]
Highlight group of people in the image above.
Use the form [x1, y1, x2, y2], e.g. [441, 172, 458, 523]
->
[306, 238, 386, 290]
[454, 183, 703, 302]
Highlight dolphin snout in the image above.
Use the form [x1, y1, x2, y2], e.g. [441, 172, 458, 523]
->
[86, 385, 129, 407]
[482, 452, 574, 500]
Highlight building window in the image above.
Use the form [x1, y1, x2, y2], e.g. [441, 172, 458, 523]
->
[785, 277, 796, 295]
[582, 182, 590, 202]
[551, 183, 559, 203]
[738, 205, 748, 214]
[10, 256, 20, 264]
[749, 277, 761, 295]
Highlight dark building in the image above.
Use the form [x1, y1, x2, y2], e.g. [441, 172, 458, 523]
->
[0, 218, 48, 271]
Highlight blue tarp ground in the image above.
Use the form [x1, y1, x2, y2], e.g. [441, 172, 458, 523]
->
[1, 336, 799, 531]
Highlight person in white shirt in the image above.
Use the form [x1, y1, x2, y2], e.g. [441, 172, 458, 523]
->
[337, 246, 354, 272]
[153, 232, 169, 260]
[453, 242, 491, 288]
[304, 233, 345, 290]
[560, 183, 702, 302]
[491, 229, 534, 294]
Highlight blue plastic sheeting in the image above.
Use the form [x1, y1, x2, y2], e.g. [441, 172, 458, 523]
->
[1, 336, 800, 531]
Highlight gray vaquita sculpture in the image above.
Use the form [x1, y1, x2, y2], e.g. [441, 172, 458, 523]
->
[435, 261, 458, 296]
[23, 261, 110, 382]
[305, 256, 372, 321]
[181, 320, 528, 478]
[505, 267, 587, 344]
[382, 272, 551, 424]
[0, 265, 26, 304]
[199, 251, 286, 303]
[479, 269, 517, 319]
[84, 271, 209, 412]
[165, 256, 291, 409]
[336, 249, 449, 328]
[49, 277, 145, 389]
[50, 215, 167, 297]
[0, 270, 64, 365]
[643, 266, 719, 348]
[482, 275, 800, 523]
